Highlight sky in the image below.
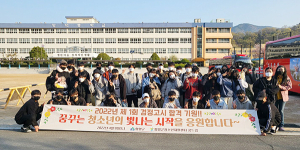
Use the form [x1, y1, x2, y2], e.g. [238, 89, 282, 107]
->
[1, 0, 299, 28]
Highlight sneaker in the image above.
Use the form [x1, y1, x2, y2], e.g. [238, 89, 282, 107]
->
[278, 127, 285, 131]
[271, 129, 277, 133]
[29, 125, 36, 131]
[21, 127, 32, 133]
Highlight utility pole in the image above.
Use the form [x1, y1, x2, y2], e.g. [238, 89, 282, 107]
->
[290, 32, 292, 37]
[259, 40, 262, 70]
[250, 43, 252, 59]
[234, 47, 236, 55]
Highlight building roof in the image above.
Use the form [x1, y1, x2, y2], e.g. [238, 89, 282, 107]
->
[0, 22, 233, 28]
[65, 16, 94, 19]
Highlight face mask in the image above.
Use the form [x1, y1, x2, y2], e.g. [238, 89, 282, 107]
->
[170, 74, 175, 79]
[159, 66, 164, 70]
[108, 66, 114, 70]
[147, 67, 152, 72]
[176, 70, 181, 74]
[192, 73, 197, 77]
[69, 71, 73, 73]
[94, 74, 100, 78]
[56, 95, 63, 100]
[169, 97, 175, 102]
[217, 72, 221, 76]
[149, 73, 155, 78]
[78, 66, 84, 71]
[60, 67, 66, 70]
[193, 97, 199, 102]
[71, 96, 78, 101]
[33, 96, 40, 101]
[238, 95, 245, 100]
[129, 68, 135, 72]
[79, 78, 85, 82]
[112, 75, 117, 79]
[168, 67, 174, 71]
[265, 72, 272, 77]
[144, 98, 150, 103]
[186, 68, 191, 73]
[213, 96, 220, 101]
[277, 70, 284, 75]
[97, 67, 102, 70]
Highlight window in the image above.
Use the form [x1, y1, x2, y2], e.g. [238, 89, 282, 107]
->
[56, 38, 67, 44]
[206, 49, 217, 53]
[0, 38, 5, 43]
[68, 29, 79, 33]
[143, 28, 154, 33]
[143, 48, 154, 53]
[155, 38, 166, 43]
[132, 58, 141, 60]
[93, 48, 104, 53]
[32, 38, 42, 44]
[218, 28, 230, 33]
[118, 28, 128, 33]
[131, 48, 141, 53]
[155, 28, 166, 33]
[180, 28, 191, 33]
[143, 38, 154, 43]
[180, 48, 191, 53]
[45, 48, 55, 54]
[81, 38, 91, 43]
[106, 48, 116, 53]
[218, 49, 229, 53]
[31, 29, 42, 33]
[0, 29, 4, 33]
[44, 29, 54, 33]
[155, 48, 166, 54]
[143, 58, 149, 61]
[93, 38, 104, 43]
[130, 38, 141, 43]
[168, 28, 179, 33]
[7, 48, 18, 53]
[20, 48, 30, 53]
[93, 28, 104, 33]
[180, 38, 191, 43]
[68, 38, 79, 44]
[0, 48, 5, 53]
[105, 38, 116, 43]
[82, 48, 91, 53]
[105, 28, 116, 33]
[81, 28, 91, 33]
[122, 58, 130, 60]
[19, 29, 30, 33]
[118, 48, 129, 53]
[6, 29, 17, 33]
[206, 39, 217, 43]
[118, 38, 129, 43]
[168, 48, 179, 53]
[44, 38, 55, 44]
[19, 38, 30, 44]
[7, 38, 18, 43]
[56, 48, 67, 53]
[130, 28, 141, 33]
[56, 29, 67, 33]
[218, 38, 230, 43]
[168, 38, 179, 43]
[206, 28, 217, 33]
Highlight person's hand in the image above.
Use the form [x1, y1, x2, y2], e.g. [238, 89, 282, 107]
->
[55, 73, 59, 80]
[150, 84, 155, 89]
[222, 72, 227, 77]
[74, 81, 78, 88]
[261, 132, 266, 136]
[278, 84, 282, 89]
[88, 80, 92, 85]
[184, 104, 188, 109]
[122, 99, 127, 103]
[113, 98, 117, 104]
[86, 103, 90, 106]
[208, 76, 212, 80]
[122, 69, 126, 74]
[185, 78, 189, 84]
[255, 108, 258, 111]
[131, 89, 136, 93]
[233, 101, 237, 109]
[206, 101, 210, 107]
[67, 101, 71, 105]
[34, 126, 39, 132]
[109, 81, 114, 86]
[49, 101, 53, 105]
[156, 74, 159, 77]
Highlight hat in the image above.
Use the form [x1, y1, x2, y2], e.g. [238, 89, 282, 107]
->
[256, 90, 267, 101]
[93, 69, 101, 75]
[60, 60, 67, 65]
[142, 93, 149, 98]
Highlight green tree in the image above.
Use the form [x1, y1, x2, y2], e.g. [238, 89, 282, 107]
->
[150, 53, 160, 60]
[181, 58, 190, 63]
[29, 46, 47, 60]
[96, 53, 111, 60]
[169, 55, 179, 62]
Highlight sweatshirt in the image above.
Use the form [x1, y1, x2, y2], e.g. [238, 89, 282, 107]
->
[122, 72, 141, 95]
[217, 76, 237, 99]
[89, 76, 109, 100]
[232, 97, 254, 109]
[183, 77, 203, 100]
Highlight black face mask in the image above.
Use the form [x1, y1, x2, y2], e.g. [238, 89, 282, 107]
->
[61, 67, 66, 70]
[112, 75, 117, 79]
[147, 68, 152, 72]
[277, 70, 284, 75]
[56, 95, 63, 100]
[169, 97, 175, 101]
[97, 67, 102, 70]
[238, 95, 245, 100]
[33, 96, 40, 101]
[213, 96, 220, 101]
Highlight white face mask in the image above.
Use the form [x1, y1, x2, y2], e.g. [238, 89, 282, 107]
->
[149, 73, 155, 78]
[159, 66, 164, 70]
[192, 73, 197, 77]
[94, 74, 100, 78]
[143, 98, 150, 103]
[186, 68, 192, 73]
[108, 66, 114, 70]
[78, 66, 84, 71]
[176, 70, 182, 74]
[193, 97, 199, 102]
[170, 74, 175, 79]
[129, 68, 134, 72]
[217, 72, 221, 76]
[265, 72, 273, 77]
[168, 67, 175, 71]
[79, 78, 85, 83]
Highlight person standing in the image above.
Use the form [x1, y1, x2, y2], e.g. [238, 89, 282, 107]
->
[89, 69, 109, 106]
[142, 63, 153, 80]
[183, 67, 203, 108]
[161, 71, 182, 103]
[217, 68, 237, 109]
[103, 62, 115, 81]
[142, 69, 162, 107]
[122, 64, 141, 107]
[93, 62, 105, 76]
[139, 93, 158, 108]
[108, 69, 127, 107]
[78, 62, 91, 81]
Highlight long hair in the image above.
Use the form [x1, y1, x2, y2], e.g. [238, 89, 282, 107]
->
[275, 65, 287, 84]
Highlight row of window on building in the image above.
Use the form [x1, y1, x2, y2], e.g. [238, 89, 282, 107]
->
[0, 38, 192, 44]
[206, 49, 230, 53]
[0, 28, 192, 34]
[0, 48, 192, 54]
[206, 38, 230, 43]
[206, 28, 230, 33]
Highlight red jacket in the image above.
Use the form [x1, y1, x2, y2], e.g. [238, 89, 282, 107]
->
[102, 71, 110, 81]
[183, 77, 203, 100]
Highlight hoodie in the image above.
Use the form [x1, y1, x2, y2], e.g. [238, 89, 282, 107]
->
[232, 96, 254, 109]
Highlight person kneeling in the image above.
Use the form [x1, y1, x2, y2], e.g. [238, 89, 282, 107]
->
[139, 93, 158, 108]
[163, 91, 181, 109]
[256, 90, 281, 136]
[205, 90, 228, 109]
[187, 91, 206, 109]
[101, 93, 121, 107]
[69, 90, 87, 106]
[15, 90, 45, 133]
[47, 90, 68, 105]
[232, 90, 254, 109]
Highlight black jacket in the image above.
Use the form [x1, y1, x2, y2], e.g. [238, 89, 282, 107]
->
[70, 97, 87, 106]
[70, 79, 91, 103]
[47, 98, 68, 105]
[245, 72, 256, 84]
[188, 99, 207, 109]
[202, 76, 220, 101]
[108, 74, 127, 100]
[257, 102, 281, 133]
[15, 99, 43, 126]
[47, 69, 71, 91]
[253, 77, 279, 103]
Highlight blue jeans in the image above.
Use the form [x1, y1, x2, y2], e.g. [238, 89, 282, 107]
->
[275, 99, 286, 127]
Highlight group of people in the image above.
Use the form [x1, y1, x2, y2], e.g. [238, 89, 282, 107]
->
[15, 60, 292, 136]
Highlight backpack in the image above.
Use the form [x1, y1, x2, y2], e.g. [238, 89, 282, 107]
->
[148, 82, 161, 101]
[135, 73, 142, 98]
